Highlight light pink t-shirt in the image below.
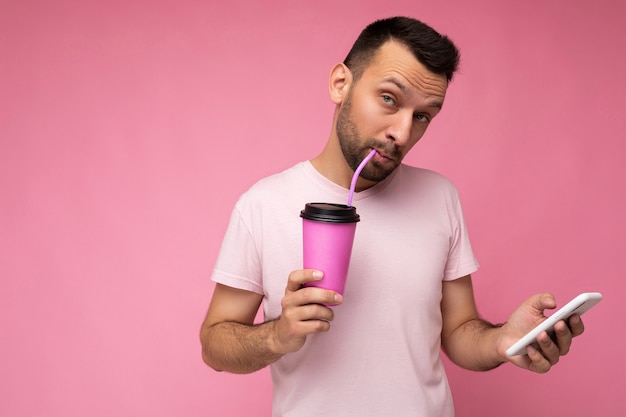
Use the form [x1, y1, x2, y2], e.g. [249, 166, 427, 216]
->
[212, 161, 479, 417]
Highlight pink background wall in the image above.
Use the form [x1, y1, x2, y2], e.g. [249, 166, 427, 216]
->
[2, 0, 624, 416]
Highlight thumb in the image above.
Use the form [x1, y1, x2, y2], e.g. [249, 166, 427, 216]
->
[527, 292, 557, 313]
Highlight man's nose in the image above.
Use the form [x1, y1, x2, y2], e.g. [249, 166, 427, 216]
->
[385, 111, 413, 146]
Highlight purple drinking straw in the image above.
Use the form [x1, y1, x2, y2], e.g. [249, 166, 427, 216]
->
[347, 148, 377, 207]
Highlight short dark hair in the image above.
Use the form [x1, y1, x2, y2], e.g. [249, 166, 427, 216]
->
[344, 16, 460, 82]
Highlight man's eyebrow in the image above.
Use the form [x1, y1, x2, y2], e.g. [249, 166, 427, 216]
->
[381, 76, 443, 109]
[382, 76, 407, 92]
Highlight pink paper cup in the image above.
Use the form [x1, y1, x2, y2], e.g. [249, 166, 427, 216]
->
[300, 203, 360, 304]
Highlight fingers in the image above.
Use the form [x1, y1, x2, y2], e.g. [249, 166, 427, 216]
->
[285, 269, 343, 306]
[520, 330, 560, 374]
[285, 269, 324, 292]
[536, 330, 561, 364]
[510, 334, 559, 374]
[287, 286, 343, 307]
[525, 344, 552, 373]
[281, 302, 335, 330]
[272, 300, 335, 355]
[273, 269, 343, 354]
[568, 314, 585, 337]
[527, 316, 582, 372]
[508, 294, 588, 374]
[553, 319, 574, 355]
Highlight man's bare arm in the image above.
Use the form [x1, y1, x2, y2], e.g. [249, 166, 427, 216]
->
[440, 275, 585, 373]
[200, 283, 280, 374]
[200, 270, 342, 374]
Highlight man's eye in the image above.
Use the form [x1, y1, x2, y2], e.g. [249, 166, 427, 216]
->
[414, 114, 431, 123]
[381, 95, 395, 105]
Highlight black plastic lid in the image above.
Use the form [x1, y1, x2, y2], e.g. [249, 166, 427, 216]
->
[300, 202, 360, 223]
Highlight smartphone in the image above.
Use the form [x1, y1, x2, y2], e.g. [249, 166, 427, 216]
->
[505, 292, 602, 357]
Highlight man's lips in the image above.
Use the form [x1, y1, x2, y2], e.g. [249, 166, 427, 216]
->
[371, 149, 394, 163]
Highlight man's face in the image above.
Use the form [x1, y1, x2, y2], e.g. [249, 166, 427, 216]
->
[336, 40, 449, 182]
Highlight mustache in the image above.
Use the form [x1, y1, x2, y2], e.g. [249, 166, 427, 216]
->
[365, 139, 401, 160]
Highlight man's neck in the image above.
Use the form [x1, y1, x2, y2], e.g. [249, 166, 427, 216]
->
[310, 139, 377, 192]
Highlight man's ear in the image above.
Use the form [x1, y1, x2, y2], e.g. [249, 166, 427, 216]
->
[328, 63, 353, 105]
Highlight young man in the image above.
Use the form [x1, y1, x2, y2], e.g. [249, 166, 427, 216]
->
[200, 17, 585, 416]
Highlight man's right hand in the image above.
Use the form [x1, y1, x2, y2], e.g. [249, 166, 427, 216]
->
[270, 269, 343, 355]
[200, 270, 342, 373]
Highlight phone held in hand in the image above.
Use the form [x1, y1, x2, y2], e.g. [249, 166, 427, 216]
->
[505, 292, 603, 357]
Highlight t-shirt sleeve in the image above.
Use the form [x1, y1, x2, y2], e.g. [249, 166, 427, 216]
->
[443, 191, 480, 281]
[211, 203, 264, 295]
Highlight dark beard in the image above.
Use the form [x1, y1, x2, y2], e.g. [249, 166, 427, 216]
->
[336, 96, 402, 182]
